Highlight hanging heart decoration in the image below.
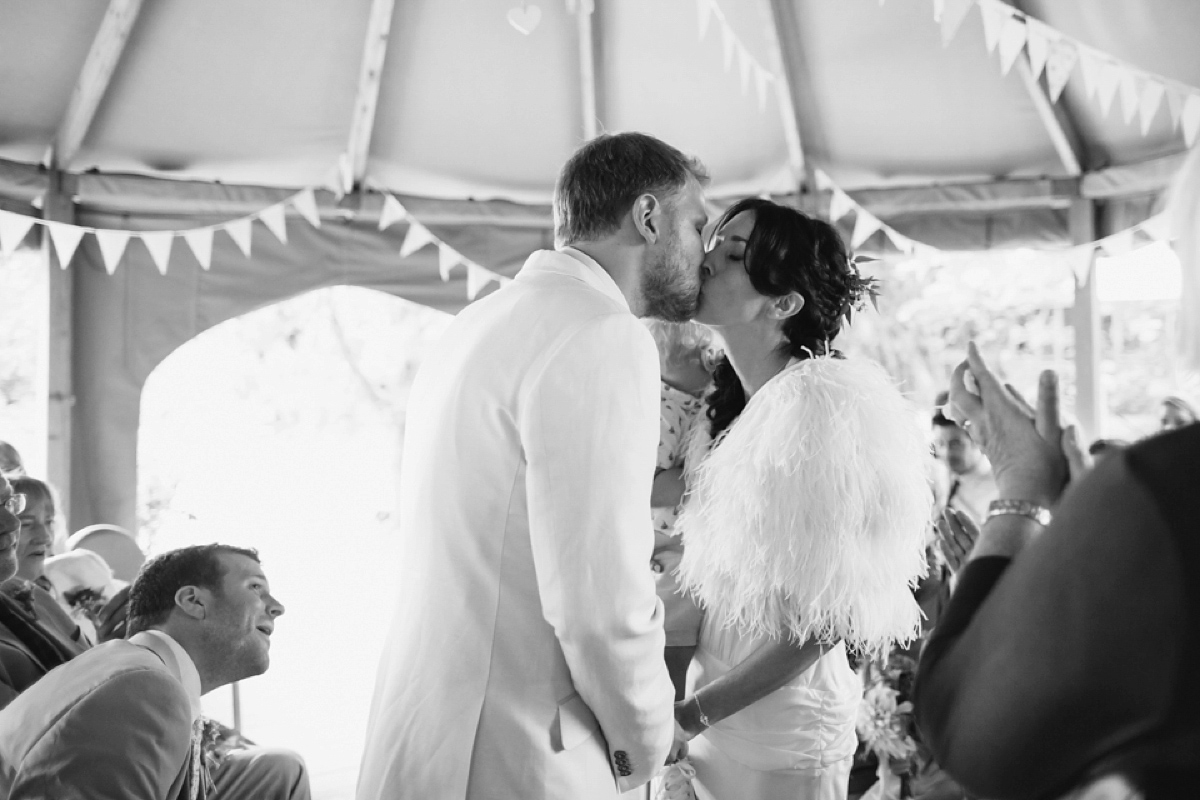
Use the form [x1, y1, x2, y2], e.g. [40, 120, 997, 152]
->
[507, 4, 542, 35]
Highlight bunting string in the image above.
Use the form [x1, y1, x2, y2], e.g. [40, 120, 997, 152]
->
[695, 0, 777, 113]
[931, 0, 1200, 146]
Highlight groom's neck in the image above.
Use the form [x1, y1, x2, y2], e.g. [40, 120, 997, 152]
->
[566, 240, 644, 314]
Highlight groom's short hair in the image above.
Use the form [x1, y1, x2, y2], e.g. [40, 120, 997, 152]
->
[554, 132, 708, 246]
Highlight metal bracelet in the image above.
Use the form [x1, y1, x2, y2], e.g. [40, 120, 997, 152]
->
[693, 694, 711, 729]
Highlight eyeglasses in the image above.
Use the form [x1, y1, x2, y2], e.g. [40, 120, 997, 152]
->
[2, 494, 25, 515]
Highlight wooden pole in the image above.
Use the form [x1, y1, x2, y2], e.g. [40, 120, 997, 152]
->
[41, 171, 76, 528]
[1070, 199, 1103, 440]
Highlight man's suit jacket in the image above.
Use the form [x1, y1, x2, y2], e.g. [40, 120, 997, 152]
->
[0, 585, 89, 708]
[357, 249, 675, 800]
[0, 632, 195, 799]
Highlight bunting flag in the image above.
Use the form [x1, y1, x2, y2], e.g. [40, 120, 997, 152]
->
[1044, 39, 1077, 103]
[46, 221, 85, 268]
[829, 188, 856, 222]
[438, 243, 463, 281]
[140, 231, 174, 275]
[1139, 81, 1165, 135]
[978, 0, 1005, 53]
[258, 204, 288, 244]
[224, 217, 253, 258]
[851, 210, 884, 249]
[697, 0, 775, 113]
[292, 189, 322, 229]
[996, 16, 1026, 76]
[467, 263, 497, 300]
[940, 0, 975, 47]
[1100, 228, 1136, 257]
[379, 193, 408, 231]
[399, 222, 436, 258]
[95, 230, 131, 275]
[1024, 18, 1051, 79]
[1182, 95, 1200, 147]
[0, 210, 36, 255]
[183, 228, 214, 270]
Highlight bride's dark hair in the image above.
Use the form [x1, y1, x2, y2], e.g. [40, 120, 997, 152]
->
[706, 198, 864, 438]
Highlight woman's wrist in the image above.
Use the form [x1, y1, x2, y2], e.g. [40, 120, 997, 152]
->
[674, 693, 710, 739]
[973, 514, 1044, 560]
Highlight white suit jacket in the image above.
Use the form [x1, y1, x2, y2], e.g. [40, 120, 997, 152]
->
[357, 249, 675, 800]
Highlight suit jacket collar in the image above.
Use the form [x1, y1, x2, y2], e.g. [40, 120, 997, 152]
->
[517, 248, 630, 312]
[130, 630, 203, 722]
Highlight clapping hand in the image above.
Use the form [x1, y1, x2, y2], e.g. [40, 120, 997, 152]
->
[935, 508, 979, 574]
[944, 343, 1068, 508]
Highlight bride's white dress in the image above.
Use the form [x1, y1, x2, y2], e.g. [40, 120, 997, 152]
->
[676, 356, 933, 800]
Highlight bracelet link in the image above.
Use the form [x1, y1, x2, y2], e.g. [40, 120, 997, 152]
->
[986, 499, 1052, 527]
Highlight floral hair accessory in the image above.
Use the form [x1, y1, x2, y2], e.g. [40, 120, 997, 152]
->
[843, 254, 881, 324]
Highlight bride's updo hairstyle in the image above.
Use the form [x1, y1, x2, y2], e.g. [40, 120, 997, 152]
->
[706, 197, 863, 438]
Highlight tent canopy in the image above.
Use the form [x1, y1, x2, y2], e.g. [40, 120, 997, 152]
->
[0, 0, 1197, 533]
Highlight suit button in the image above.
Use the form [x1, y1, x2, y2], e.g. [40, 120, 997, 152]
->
[614, 750, 631, 776]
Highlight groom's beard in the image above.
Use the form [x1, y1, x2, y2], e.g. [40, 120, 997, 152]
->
[641, 235, 700, 322]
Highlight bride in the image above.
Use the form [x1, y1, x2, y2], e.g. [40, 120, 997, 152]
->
[670, 198, 932, 800]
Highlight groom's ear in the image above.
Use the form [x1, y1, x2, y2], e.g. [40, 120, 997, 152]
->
[631, 193, 662, 245]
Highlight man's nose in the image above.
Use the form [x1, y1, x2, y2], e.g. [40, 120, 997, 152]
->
[267, 595, 285, 618]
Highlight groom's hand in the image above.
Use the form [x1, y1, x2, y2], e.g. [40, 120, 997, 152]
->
[665, 721, 690, 765]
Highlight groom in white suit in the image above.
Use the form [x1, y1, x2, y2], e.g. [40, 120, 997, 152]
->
[357, 132, 709, 799]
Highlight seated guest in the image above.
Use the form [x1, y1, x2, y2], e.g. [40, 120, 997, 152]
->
[68, 523, 145, 583]
[915, 344, 1198, 799]
[0, 543, 311, 800]
[0, 477, 88, 707]
[43, 548, 128, 643]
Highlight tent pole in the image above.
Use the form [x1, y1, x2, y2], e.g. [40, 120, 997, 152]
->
[41, 170, 76, 529]
[576, 0, 601, 141]
[1070, 198, 1103, 441]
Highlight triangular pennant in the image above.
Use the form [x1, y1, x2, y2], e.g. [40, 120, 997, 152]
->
[94, 229, 131, 275]
[978, 0, 1006, 53]
[813, 168, 834, 191]
[1166, 88, 1186, 129]
[399, 222, 436, 258]
[183, 228, 214, 270]
[140, 231, 174, 275]
[1068, 245, 1094, 284]
[997, 16, 1027, 76]
[1095, 60, 1121, 116]
[1182, 94, 1200, 147]
[1138, 80, 1165, 135]
[940, 0, 975, 47]
[379, 193, 408, 231]
[258, 203, 288, 244]
[438, 243, 463, 281]
[46, 221, 85, 267]
[1024, 18, 1051, 79]
[291, 189, 321, 228]
[720, 20, 736, 71]
[1138, 213, 1172, 242]
[224, 217, 253, 258]
[1077, 49, 1103, 99]
[0, 211, 37, 255]
[932, 0, 945, 24]
[754, 64, 771, 111]
[829, 189, 856, 222]
[851, 210, 883, 249]
[1044, 40, 1078, 103]
[697, 0, 713, 41]
[1100, 228, 1135, 257]
[883, 225, 915, 254]
[1118, 69, 1140, 125]
[737, 45, 753, 94]
[466, 263, 498, 300]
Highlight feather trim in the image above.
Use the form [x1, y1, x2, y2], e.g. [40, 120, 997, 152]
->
[677, 357, 933, 660]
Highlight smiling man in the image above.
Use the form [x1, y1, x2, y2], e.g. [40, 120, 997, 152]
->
[0, 543, 307, 800]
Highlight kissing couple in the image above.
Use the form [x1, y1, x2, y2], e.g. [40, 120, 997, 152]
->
[357, 132, 931, 800]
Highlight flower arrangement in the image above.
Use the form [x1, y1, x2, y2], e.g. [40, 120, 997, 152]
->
[855, 653, 920, 800]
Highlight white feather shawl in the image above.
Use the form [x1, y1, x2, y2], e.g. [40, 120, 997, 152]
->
[676, 356, 933, 659]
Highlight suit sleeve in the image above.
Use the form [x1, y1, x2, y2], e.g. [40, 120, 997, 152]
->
[521, 312, 675, 791]
[10, 667, 193, 800]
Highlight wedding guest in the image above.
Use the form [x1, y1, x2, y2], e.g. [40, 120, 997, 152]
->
[915, 344, 1198, 800]
[359, 132, 707, 800]
[0, 444, 22, 479]
[932, 396, 998, 524]
[645, 319, 713, 700]
[43, 548, 127, 643]
[0, 543, 311, 800]
[670, 199, 932, 800]
[1158, 395, 1196, 431]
